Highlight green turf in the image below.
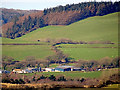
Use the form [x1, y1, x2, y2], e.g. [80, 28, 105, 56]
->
[58, 44, 118, 60]
[2, 45, 54, 61]
[24, 71, 102, 79]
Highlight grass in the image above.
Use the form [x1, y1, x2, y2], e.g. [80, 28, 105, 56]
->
[2, 45, 54, 61]
[2, 12, 119, 44]
[1, 37, 49, 44]
[58, 44, 118, 60]
[49, 64, 59, 68]
[24, 71, 102, 79]
[56, 44, 118, 48]
[1, 12, 119, 61]
[103, 84, 120, 88]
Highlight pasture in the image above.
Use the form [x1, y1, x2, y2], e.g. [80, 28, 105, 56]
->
[24, 71, 102, 79]
[58, 44, 118, 60]
[2, 45, 54, 61]
[1, 12, 118, 61]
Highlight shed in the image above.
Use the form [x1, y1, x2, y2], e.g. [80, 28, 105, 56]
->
[72, 68, 81, 71]
[55, 67, 71, 72]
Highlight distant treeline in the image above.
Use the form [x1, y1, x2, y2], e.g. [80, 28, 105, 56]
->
[1, 8, 40, 25]
[44, 1, 119, 15]
[3, 1, 120, 39]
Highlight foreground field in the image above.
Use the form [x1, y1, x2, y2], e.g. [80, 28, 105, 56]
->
[2, 83, 119, 89]
[103, 84, 120, 88]
[58, 44, 118, 60]
[2, 45, 54, 61]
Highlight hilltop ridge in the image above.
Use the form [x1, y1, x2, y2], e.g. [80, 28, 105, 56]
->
[1, 1, 119, 39]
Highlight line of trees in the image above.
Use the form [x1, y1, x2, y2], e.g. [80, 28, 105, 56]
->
[2, 72, 119, 87]
[44, 2, 119, 15]
[2, 54, 119, 72]
[1, 8, 40, 25]
[75, 57, 119, 71]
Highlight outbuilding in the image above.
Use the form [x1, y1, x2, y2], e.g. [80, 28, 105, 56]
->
[55, 66, 73, 72]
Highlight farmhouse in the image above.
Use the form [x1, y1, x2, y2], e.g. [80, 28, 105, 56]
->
[13, 69, 24, 73]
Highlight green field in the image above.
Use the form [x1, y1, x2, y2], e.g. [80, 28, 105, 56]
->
[2, 12, 119, 44]
[2, 12, 119, 61]
[2, 45, 54, 61]
[24, 71, 102, 79]
[58, 44, 118, 60]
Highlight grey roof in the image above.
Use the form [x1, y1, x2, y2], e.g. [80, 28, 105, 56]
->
[57, 65, 74, 68]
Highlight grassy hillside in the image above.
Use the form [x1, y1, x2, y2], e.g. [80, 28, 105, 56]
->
[2, 12, 118, 44]
[6, 12, 118, 44]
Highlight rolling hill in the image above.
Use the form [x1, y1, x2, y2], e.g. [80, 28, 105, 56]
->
[3, 12, 118, 44]
[2, 12, 119, 61]
[2, 1, 119, 39]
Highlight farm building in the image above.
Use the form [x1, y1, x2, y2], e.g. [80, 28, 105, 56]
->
[0, 69, 2, 73]
[13, 69, 23, 73]
[28, 67, 41, 72]
[45, 68, 55, 72]
[55, 66, 73, 72]
[72, 68, 82, 71]
[2, 70, 10, 73]
[54, 65, 83, 72]
[25, 69, 33, 73]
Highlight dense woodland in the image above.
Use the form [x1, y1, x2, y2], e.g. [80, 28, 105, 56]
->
[1, 8, 40, 25]
[43, 2, 119, 15]
[2, 1, 120, 39]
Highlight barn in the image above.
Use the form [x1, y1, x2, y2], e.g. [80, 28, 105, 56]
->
[55, 65, 74, 72]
